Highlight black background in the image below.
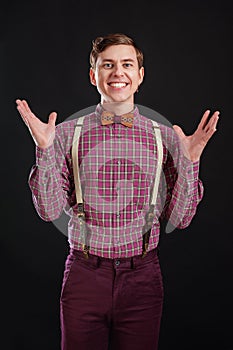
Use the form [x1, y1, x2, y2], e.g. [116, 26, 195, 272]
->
[1, 0, 233, 349]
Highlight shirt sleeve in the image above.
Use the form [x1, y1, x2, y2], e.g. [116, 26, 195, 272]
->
[28, 123, 75, 221]
[159, 126, 204, 231]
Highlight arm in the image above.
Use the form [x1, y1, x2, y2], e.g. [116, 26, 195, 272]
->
[28, 129, 75, 221]
[160, 109, 219, 232]
[16, 99, 75, 221]
[161, 139, 204, 232]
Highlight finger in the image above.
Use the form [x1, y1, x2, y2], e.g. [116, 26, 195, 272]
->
[16, 98, 25, 106]
[22, 99, 32, 114]
[204, 114, 220, 141]
[16, 99, 29, 113]
[15, 99, 22, 106]
[173, 125, 186, 139]
[16, 103, 29, 118]
[16, 99, 31, 118]
[198, 110, 211, 130]
[17, 105, 30, 126]
[48, 112, 57, 125]
[17, 100, 37, 123]
[16, 99, 27, 114]
[16, 101, 37, 129]
[204, 111, 220, 133]
[205, 125, 218, 141]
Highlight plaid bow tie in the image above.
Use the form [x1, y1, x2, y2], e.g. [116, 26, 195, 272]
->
[101, 111, 134, 128]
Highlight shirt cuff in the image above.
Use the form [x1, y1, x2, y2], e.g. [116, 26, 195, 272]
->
[181, 156, 200, 182]
[35, 144, 56, 168]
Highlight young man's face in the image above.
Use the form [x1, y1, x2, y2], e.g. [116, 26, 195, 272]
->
[90, 44, 144, 106]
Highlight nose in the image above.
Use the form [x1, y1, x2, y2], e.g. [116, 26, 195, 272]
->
[112, 63, 124, 76]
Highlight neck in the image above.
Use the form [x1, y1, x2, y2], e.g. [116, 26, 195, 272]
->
[101, 101, 134, 115]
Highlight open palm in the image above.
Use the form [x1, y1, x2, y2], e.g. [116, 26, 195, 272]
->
[16, 99, 57, 149]
[173, 110, 220, 162]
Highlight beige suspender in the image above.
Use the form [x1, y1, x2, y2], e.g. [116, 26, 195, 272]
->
[71, 116, 89, 258]
[151, 120, 163, 206]
[72, 117, 163, 258]
[72, 116, 85, 208]
[141, 120, 163, 257]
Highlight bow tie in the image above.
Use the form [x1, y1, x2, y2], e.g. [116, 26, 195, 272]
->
[101, 111, 134, 128]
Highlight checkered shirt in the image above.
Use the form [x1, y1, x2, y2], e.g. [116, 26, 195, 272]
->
[29, 104, 204, 258]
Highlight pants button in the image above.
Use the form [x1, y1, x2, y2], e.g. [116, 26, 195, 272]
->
[115, 260, 120, 266]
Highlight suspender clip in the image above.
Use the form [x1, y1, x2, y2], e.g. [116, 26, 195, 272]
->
[142, 230, 151, 258]
[82, 244, 90, 259]
[77, 203, 85, 217]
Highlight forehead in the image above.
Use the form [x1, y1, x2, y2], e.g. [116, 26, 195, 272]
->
[96, 44, 137, 62]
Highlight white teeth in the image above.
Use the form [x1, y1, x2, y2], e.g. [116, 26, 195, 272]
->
[109, 83, 127, 88]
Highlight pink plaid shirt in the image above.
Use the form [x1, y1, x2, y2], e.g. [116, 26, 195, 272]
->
[29, 104, 204, 258]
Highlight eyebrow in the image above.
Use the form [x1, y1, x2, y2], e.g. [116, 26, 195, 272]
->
[101, 58, 136, 63]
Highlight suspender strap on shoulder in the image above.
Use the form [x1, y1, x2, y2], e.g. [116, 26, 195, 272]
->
[72, 116, 89, 258]
[72, 116, 85, 209]
[151, 120, 163, 207]
[142, 120, 163, 258]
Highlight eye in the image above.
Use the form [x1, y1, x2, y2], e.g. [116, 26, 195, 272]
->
[123, 63, 133, 68]
[103, 63, 113, 69]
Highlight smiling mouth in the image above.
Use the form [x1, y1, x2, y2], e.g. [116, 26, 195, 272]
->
[108, 82, 128, 88]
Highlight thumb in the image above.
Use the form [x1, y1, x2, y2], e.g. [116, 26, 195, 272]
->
[173, 124, 186, 139]
[48, 112, 57, 126]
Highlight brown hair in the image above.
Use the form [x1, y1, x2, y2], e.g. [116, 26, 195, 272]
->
[90, 33, 144, 70]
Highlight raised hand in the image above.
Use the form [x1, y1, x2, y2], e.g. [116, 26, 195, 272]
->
[16, 99, 57, 149]
[173, 110, 220, 162]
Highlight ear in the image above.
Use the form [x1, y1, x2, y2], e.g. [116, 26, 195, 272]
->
[89, 68, 97, 86]
[138, 66, 144, 85]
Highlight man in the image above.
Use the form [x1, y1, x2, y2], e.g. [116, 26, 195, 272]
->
[16, 33, 219, 350]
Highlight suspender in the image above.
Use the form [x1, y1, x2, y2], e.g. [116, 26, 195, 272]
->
[141, 121, 163, 257]
[72, 117, 163, 258]
[151, 121, 163, 206]
[72, 116, 85, 209]
[71, 116, 89, 258]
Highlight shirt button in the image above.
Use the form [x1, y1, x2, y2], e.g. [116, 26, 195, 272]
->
[118, 160, 121, 165]
[115, 260, 120, 266]
[116, 213, 120, 217]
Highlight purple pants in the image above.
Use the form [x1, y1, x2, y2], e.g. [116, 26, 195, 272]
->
[60, 248, 164, 350]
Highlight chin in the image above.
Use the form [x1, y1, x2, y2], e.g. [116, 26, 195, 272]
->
[109, 95, 131, 103]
